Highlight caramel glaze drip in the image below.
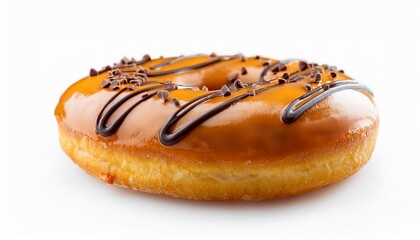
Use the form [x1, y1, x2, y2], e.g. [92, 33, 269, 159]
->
[94, 54, 373, 146]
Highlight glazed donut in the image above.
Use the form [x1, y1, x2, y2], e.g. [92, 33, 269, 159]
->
[55, 53, 379, 200]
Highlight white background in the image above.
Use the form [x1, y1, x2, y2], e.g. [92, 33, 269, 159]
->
[1, 0, 419, 239]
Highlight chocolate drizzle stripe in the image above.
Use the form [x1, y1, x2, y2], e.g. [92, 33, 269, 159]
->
[288, 70, 313, 82]
[281, 80, 373, 123]
[159, 85, 279, 146]
[96, 87, 128, 127]
[150, 54, 206, 70]
[148, 58, 220, 76]
[96, 84, 175, 136]
[122, 54, 241, 77]
[149, 55, 240, 76]
[135, 55, 152, 66]
[150, 55, 185, 70]
[262, 68, 311, 84]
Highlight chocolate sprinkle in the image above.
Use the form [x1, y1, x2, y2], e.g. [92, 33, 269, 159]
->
[120, 57, 129, 65]
[329, 72, 337, 78]
[138, 54, 151, 64]
[109, 68, 121, 76]
[110, 81, 120, 90]
[271, 65, 280, 74]
[90, 68, 98, 77]
[282, 72, 290, 80]
[172, 98, 180, 107]
[157, 90, 170, 102]
[310, 73, 322, 83]
[278, 78, 287, 84]
[135, 73, 148, 81]
[210, 52, 217, 57]
[279, 63, 287, 72]
[262, 60, 270, 67]
[271, 63, 287, 74]
[298, 61, 308, 71]
[233, 79, 246, 89]
[338, 70, 345, 73]
[241, 67, 247, 75]
[118, 76, 128, 84]
[220, 85, 231, 96]
[136, 67, 149, 74]
[304, 84, 312, 91]
[255, 55, 261, 60]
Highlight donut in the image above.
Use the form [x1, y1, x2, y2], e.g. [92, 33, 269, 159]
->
[55, 53, 379, 200]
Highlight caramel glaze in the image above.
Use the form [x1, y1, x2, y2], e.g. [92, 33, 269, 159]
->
[55, 54, 378, 164]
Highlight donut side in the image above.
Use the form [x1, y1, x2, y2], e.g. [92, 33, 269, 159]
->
[58, 121, 378, 201]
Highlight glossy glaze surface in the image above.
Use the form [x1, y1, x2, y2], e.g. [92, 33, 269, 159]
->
[55, 54, 378, 163]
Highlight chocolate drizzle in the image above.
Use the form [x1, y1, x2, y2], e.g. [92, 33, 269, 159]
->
[96, 84, 176, 137]
[150, 54, 205, 70]
[124, 54, 241, 77]
[281, 80, 373, 123]
[159, 84, 279, 146]
[150, 55, 185, 70]
[94, 54, 374, 146]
